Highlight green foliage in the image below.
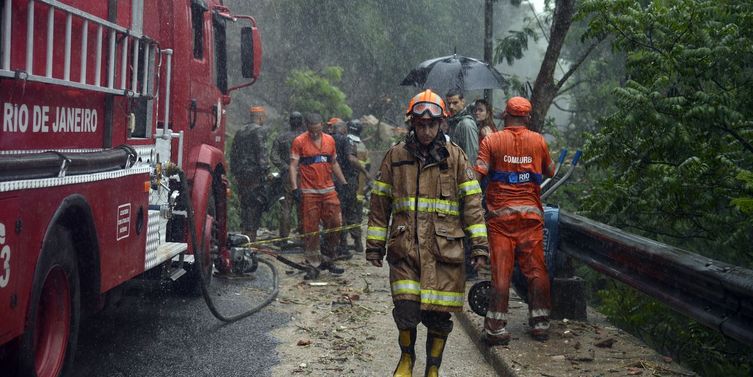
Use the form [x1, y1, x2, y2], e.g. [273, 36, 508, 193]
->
[285, 67, 352, 119]
[732, 170, 753, 215]
[494, 27, 539, 65]
[580, 0, 753, 267]
[598, 280, 753, 376]
[559, 1, 753, 375]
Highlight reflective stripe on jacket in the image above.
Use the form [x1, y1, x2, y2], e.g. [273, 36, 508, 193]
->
[476, 125, 554, 220]
[366, 136, 488, 312]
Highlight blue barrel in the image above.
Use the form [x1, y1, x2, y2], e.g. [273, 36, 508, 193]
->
[511, 204, 560, 303]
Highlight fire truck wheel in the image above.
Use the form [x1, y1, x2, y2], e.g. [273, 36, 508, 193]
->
[19, 225, 80, 377]
[198, 191, 218, 287]
[177, 189, 216, 296]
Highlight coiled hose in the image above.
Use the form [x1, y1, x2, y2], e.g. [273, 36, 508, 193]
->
[178, 169, 279, 322]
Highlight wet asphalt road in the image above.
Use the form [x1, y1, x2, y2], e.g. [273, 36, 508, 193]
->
[70, 263, 285, 377]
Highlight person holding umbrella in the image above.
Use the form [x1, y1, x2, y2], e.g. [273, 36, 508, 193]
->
[366, 89, 489, 377]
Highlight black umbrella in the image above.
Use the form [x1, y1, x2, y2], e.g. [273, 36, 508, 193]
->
[401, 54, 508, 96]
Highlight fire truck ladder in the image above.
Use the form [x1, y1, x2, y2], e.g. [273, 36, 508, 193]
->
[0, 0, 160, 99]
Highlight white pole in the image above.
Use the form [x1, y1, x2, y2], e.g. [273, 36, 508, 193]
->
[80, 20, 88, 84]
[45, 4, 53, 77]
[94, 25, 102, 86]
[107, 29, 115, 88]
[141, 44, 149, 95]
[131, 39, 139, 92]
[64, 12, 72, 80]
[26, 0, 35, 74]
[163, 49, 173, 132]
[1, 0, 11, 70]
[121, 35, 128, 90]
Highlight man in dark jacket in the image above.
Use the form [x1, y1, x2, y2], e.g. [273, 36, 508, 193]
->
[230, 106, 270, 241]
[446, 89, 479, 163]
[334, 120, 372, 255]
[446, 89, 481, 280]
[270, 111, 305, 238]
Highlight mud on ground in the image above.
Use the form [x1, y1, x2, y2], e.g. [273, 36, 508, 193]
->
[456, 270, 697, 377]
[264, 253, 496, 377]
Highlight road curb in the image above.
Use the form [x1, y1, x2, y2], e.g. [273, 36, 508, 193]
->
[454, 309, 518, 377]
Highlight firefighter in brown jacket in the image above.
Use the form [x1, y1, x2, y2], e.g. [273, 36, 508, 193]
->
[366, 89, 489, 377]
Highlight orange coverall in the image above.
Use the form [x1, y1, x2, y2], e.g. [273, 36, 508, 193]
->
[291, 131, 342, 265]
[475, 125, 555, 338]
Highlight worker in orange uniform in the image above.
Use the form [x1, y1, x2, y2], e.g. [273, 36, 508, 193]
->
[366, 89, 489, 377]
[290, 112, 349, 280]
[475, 97, 555, 345]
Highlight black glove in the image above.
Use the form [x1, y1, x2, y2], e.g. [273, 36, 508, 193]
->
[293, 188, 302, 203]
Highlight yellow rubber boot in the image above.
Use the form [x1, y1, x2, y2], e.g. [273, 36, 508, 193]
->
[393, 328, 417, 377]
[424, 330, 448, 377]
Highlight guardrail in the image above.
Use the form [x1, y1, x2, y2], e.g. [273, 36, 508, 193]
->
[557, 211, 753, 347]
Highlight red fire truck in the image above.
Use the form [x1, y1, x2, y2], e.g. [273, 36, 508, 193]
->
[0, 0, 261, 376]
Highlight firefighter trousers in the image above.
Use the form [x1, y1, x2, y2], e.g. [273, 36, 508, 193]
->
[393, 300, 453, 336]
[484, 216, 551, 336]
[301, 192, 342, 265]
[279, 177, 296, 238]
[337, 177, 363, 252]
[237, 180, 264, 241]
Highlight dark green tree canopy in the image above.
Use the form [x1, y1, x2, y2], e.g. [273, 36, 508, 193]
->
[580, 0, 753, 266]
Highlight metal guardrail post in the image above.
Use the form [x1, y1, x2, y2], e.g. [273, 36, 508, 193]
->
[558, 211, 753, 346]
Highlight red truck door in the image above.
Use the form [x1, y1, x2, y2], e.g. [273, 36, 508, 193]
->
[0, 197, 23, 345]
[188, 2, 222, 136]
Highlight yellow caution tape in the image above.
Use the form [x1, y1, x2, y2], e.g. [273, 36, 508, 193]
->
[243, 223, 363, 247]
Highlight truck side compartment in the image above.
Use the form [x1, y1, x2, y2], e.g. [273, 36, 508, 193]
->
[0, 0, 261, 375]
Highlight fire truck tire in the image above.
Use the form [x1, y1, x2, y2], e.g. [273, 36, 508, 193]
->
[19, 225, 80, 377]
[176, 189, 216, 296]
[199, 191, 217, 286]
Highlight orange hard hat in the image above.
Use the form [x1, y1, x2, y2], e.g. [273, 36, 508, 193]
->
[249, 105, 266, 113]
[327, 117, 343, 125]
[505, 97, 532, 116]
[406, 89, 447, 119]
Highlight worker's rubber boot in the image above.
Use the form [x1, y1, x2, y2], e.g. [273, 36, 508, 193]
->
[530, 320, 550, 341]
[393, 328, 417, 377]
[352, 229, 364, 253]
[424, 330, 448, 377]
[317, 261, 345, 275]
[303, 266, 320, 280]
[354, 238, 364, 253]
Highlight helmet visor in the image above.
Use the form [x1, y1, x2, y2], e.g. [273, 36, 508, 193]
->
[410, 102, 444, 119]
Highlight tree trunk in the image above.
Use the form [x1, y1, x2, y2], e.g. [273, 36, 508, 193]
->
[529, 0, 576, 132]
[484, 0, 494, 104]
